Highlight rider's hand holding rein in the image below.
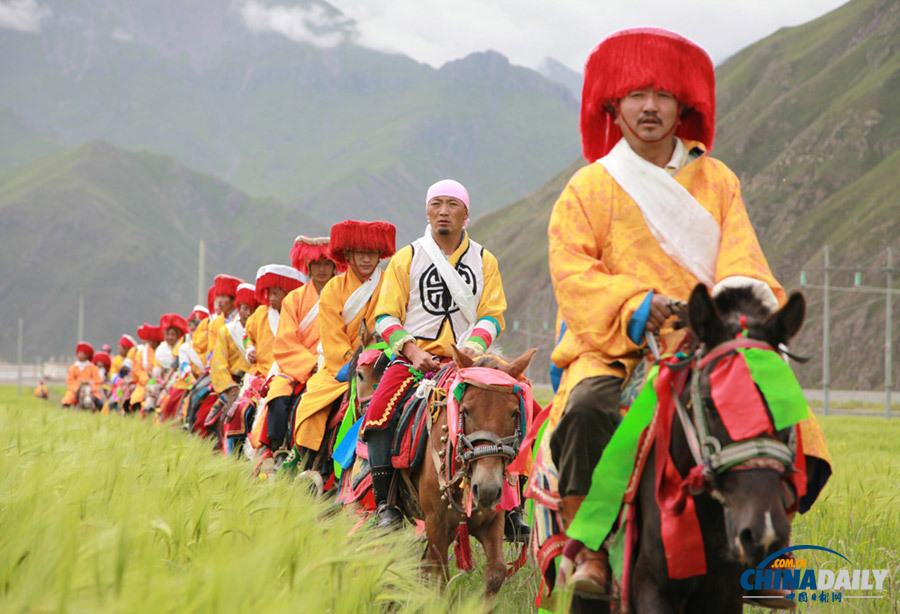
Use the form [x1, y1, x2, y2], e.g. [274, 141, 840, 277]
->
[646, 293, 675, 333]
[403, 340, 441, 373]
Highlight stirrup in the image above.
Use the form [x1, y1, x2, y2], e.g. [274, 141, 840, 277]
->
[373, 503, 404, 530]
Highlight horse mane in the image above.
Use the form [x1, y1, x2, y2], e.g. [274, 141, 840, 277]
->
[473, 354, 503, 369]
[710, 286, 772, 339]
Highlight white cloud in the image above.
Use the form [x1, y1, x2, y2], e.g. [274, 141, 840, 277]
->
[330, 0, 850, 70]
[112, 27, 133, 42]
[0, 0, 51, 33]
[240, 0, 354, 48]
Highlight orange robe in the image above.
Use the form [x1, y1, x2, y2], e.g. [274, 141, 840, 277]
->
[292, 269, 384, 451]
[244, 304, 276, 378]
[60, 362, 102, 404]
[268, 283, 321, 400]
[251, 284, 321, 448]
[129, 344, 160, 406]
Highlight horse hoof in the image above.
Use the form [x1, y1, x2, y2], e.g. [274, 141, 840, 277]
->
[297, 470, 324, 497]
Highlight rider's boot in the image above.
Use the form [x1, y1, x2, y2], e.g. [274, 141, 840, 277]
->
[368, 427, 402, 530]
[504, 476, 532, 542]
[504, 508, 531, 543]
[371, 465, 403, 529]
[559, 494, 611, 598]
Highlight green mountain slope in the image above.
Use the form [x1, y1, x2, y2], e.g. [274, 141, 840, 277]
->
[0, 141, 325, 361]
[469, 0, 900, 388]
[0, 1, 579, 242]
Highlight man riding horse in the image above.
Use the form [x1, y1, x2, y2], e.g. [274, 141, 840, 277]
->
[61, 341, 103, 409]
[291, 220, 396, 477]
[361, 179, 511, 530]
[256, 236, 344, 473]
[541, 27, 830, 605]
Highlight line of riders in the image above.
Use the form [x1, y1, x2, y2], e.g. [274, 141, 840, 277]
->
[53, 27, 834, 613]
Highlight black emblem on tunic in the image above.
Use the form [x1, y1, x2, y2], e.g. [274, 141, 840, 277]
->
[419, 263, 477, 316]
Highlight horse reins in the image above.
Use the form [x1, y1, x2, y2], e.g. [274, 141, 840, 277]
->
[670, 337, 798, 499]
[427, 376, 525, 514]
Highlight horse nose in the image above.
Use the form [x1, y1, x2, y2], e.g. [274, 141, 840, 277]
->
[471, 481, 502, 510]
[738, 510, 787, 565]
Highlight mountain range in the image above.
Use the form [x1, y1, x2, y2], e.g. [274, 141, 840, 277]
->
[0, 0, 579, 242]
[0, 140, 324, 360]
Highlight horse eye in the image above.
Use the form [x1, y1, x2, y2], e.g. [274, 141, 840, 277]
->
[357, 372, 365, 381]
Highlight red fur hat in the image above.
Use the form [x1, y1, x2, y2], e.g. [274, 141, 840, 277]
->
[213, 274, 243, 298]
[160, 313, 189, 337]
[92, 351, 111, 368]
[118, 334, 136, 350]
[206, 285, 215, 314]
[255, 264, 306, 304]
[581, 27, 715, 162]
[236, 282, 258, 310]
[137, 323, 164, 343]
[188, 305, 209, 322]
[329, 220, 396, 266]
[290, 235, 347, 276]
[76, 341, 94, 360]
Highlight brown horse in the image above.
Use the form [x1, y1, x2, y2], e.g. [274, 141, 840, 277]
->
[628, 284, 807, 613]
[414, 346, 537, 602]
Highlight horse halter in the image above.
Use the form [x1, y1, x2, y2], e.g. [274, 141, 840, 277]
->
[672, 337, 797, 496]
[431, 367, 529, 515]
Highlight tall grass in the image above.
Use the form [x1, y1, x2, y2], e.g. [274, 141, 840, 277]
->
[2, 388, 897, 613]
[0, 389, 477, 613]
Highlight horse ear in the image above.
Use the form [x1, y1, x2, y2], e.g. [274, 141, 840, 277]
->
[687, 283, 726, 346]
[358, 318, 373, 347]
[503, 348, 538, 380]
[764, 292, 806, 346]
[450, 344, 475, 368]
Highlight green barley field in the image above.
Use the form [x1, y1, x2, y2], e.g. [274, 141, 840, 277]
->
[1, 386, 897, 613]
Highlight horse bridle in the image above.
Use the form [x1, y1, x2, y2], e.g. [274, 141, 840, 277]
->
[428, 377, 524, 514]
[671, 337, 798, 498]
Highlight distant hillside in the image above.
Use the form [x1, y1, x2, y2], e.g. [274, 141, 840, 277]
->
[0, 107, 59, 169]
[470, 0, 900, 389]
[0, 141, 325, 361]
[0, 0, 579, 241]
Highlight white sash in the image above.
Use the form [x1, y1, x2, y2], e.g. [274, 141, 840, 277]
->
[181, 338, 204, 370]
[342, 268, 381, 325]
[419, 226, 478, 326]
[141, 346, 150, 371]
[267, 306, 280, 338]
[298, 300, 319, 333]
[598, 138, 720, 287]
[227, 320, 248, 361]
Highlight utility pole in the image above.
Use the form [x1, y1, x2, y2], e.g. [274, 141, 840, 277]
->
[197, 239, 206, 305]
[17, 318, 23, 396]
[822, 246, 830, 416]
[887, 247, 893, 420]
[77, 295, 85, 343]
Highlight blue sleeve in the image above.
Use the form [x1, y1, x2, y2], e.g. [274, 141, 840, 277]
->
[627, 291, 654, 345]
[549, 321, 567, 393]
[335, 360, 351, 383]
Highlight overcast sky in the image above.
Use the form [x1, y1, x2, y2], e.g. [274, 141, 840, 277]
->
[1, 0, 851, 72]
[328, 0, 850, 71]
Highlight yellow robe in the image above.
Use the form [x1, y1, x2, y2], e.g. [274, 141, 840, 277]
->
[129, 344, 160, 406]
[244, 304, 276, 378]
[292, 269, 385, 451]
[547, 141, 786, 426]
[191, 317, 211, 365]
[375, 232, 507, 357]
[210, 323, 251, 395]
[267, 283, 321, 400]
[110, 346, 137, 378]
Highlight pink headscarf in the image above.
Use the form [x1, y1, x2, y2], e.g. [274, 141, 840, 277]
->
[426, 179, 470, 228]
